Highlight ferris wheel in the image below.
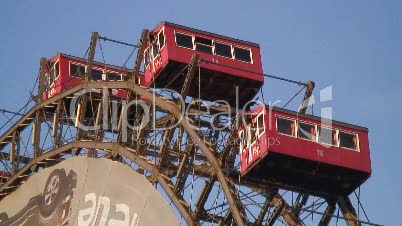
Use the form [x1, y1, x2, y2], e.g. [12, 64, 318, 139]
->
[0, 22, 380, 226]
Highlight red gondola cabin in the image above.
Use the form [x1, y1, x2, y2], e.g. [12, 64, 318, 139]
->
[42, 53, 142, 100]
[0, 171, 11, 186]
[0, 171, 11, 180]
[142, 22, 264, 106]
[239, 105, 371, 196]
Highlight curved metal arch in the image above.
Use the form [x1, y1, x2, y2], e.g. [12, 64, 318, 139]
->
[0, 80, 246, 224]
[128, 81, 249, 225]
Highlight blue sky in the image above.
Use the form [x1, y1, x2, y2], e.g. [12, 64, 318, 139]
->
[0, 0, 401, 224]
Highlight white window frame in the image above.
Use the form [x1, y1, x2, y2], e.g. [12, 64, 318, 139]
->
[317, 125, 338, 147]
[69, 61, 123, 82]
[174, 31, 195, 50]
[255, 111, 265, 138]
[69, 61, 87, 79]
[88, 67, 105, 81]
[150, 29, 167, 69]
[194, 35, 214, 54]
[239, 129, 247, 154]
[48, 59, 60, 88]
[158, 28, 166, 51]
[151, 41, 160, 60]
[276, 116, 297, 138]
[106, 70, 123, 81]
[297, 120, 318, 142]
[233, 45, 253, 64]
[213, 41, 234, 59]
[53, 59, 60, 81]
[173, 30, 254, 65]
[338, 130, 360, 152]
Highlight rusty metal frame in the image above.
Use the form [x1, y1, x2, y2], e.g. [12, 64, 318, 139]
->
[131, 29, 149, 83]
[0, 80, 245, 224]
[86, 32, 99, 81]
[338, 195, 361, 226]
[0, 80, 244, 224]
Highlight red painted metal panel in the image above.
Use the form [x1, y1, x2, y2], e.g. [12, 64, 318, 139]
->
[0, 171, 11, 179]
[143, 24, 169, 86]
[42, 53, 140, 101]
[240, 106, 372, 176]
[143, 22, 263, 87]
[239, 105, 269, 175]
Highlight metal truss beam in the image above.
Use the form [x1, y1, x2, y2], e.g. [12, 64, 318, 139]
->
[293, 194, 309, 216]
[174, 142, 195, 194]
[193, 174, 216, 220]
[180, 54, 200, 98]
[131, 29, 149, 83]
[86, 32, 99, 81]
[266, 193, 302, 226]
[338, 196, 361, 226]
[255, 193, 274, 225]
[318, 201, 336, 226]
[38, 58, 47, 102]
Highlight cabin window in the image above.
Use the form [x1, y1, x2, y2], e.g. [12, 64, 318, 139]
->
[107, 72, 121, 81]
[152, 43, 159, 58]
[120, 73, 128, 81]
[175, 33, 193, 49]
[339, 131, 359, 150]
[234, 47, 252, 63]
[70, 63, 86, 78]
[256, 113, 265, 137]
[215, 42, 232, 58]
[298, 122, 317, 141]
[49, 70, 55, 85]
[277, 117, 296, 137]
[318, 127, 337, 146]
[195, 36, 213, 54]
[239, 129, 247, 153]
[44, 73, 50, 90]
[144, 49, 150, 68]
[54, 61, 60, 77]
[158, 31, 165, 49]
[248, 121, 257, 144]
[90, 69, 103, 80]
